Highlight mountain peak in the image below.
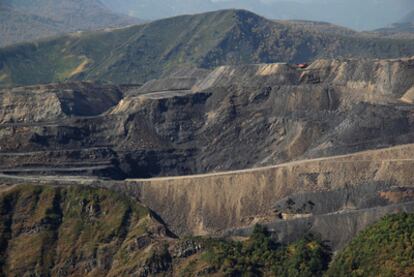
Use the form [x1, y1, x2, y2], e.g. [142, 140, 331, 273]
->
[207, 8, 266, 22]
[220, 8, 262, 17]
[157, 8, 265, 23]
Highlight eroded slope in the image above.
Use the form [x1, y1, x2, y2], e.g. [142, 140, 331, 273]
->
[1, 58, 414, 179]
[124, 144, 414, 244]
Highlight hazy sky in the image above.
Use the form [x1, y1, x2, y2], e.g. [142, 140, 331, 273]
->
[102, 0, 414, 30]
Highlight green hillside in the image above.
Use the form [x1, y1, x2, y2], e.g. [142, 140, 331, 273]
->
[327, 213, 414, 277]
[0, 185, 171, 276]
[0, 7, 61, 47]
[179, 226, 331, 277]
[183, 214, 414, 276]
[1, 9, 414, 87]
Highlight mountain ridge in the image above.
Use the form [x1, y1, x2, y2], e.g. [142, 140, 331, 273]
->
[2, 9, 414, 88]
[101, 0, 414, 31]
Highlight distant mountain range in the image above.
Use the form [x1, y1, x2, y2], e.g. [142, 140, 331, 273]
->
[373, 10, 414, 37]
[0, 0, 141, 47]
[1, 0, 412, 48]
[1, 9, 414, 88]
[101, 0, 413, 31]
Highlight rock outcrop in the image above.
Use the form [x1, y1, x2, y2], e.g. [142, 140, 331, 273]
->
[0, 82, 123, 123]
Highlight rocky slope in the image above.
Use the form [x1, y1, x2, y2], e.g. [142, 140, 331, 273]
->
[0, 0, 140, 47]
[0, 184, 333, 277]
[125, 144, 414, 246]
[0, 82, 123, 123]
[1, 57, 414, 180]
[1, 57, 414, 252]
[1, 10, 414, 87]
[0, 53, 413, 275]
[0, 183, 333, 276]
[0, 184, 412, 276]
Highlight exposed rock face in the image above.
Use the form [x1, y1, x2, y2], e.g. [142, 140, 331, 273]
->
[0, 82, 125, 178]
[229, 187, 414, 251]
[1, 57, 414, 251]
[0, 82, 123, 123]
[2, 144, 413, 252]
[1, 57, 414, 179]
[123, 144, 414, 242]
